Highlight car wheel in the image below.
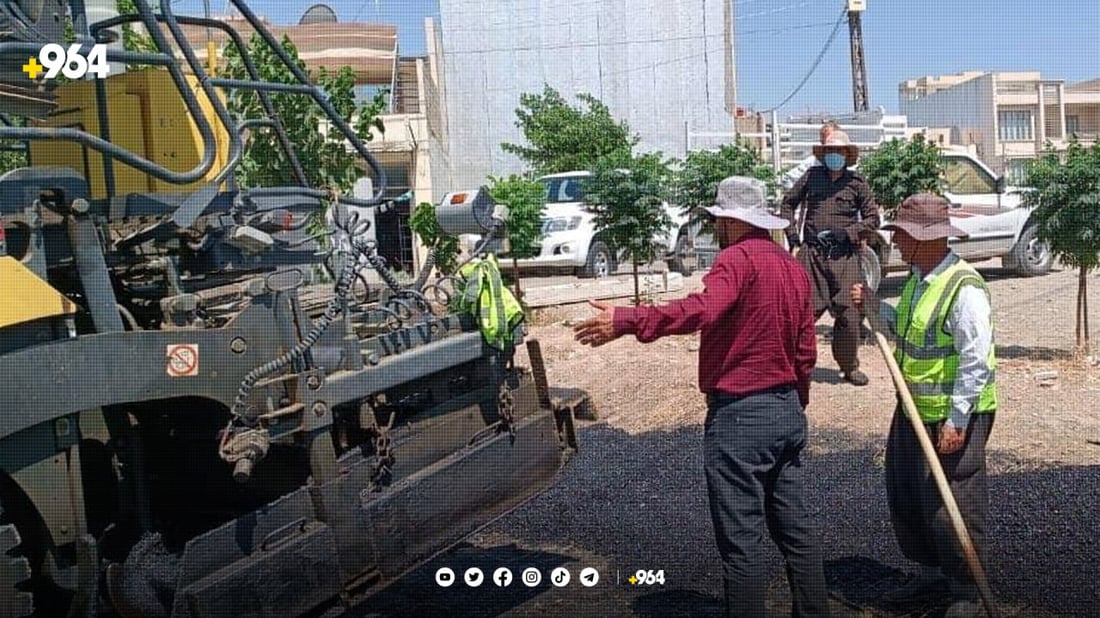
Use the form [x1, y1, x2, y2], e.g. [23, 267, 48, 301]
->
[667, 233, 694, 277]
[1009, 223, 1053, 277]
[580, 241, 614, 279]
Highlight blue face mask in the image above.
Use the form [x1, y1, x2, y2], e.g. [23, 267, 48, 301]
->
[823, 152, 846, 171]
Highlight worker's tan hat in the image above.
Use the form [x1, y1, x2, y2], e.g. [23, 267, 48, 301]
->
[812, 130, 860, 167]
[882, 193, 969, 241]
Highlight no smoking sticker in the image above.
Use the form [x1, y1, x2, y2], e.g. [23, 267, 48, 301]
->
[166, 344, 199, 377]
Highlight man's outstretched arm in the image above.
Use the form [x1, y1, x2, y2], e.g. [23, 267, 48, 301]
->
[574, 250, 746, 346]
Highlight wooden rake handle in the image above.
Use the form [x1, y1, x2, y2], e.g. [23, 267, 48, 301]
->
[869, 329, 998, 617]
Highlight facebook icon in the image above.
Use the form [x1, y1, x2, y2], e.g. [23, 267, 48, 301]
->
[493, 567, 513, 587]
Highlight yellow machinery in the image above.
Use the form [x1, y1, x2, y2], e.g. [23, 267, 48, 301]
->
[0, 256, 76, 329]
[28, 69, 231, 198]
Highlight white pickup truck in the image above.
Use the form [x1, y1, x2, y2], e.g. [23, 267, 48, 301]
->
[862, 149, 1052, 288]
[687, 149, 1052, 288]
[441, 170, 694, 278]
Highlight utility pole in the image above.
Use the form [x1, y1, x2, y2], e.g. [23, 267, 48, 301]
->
[847, 0, 869, 112]
[724, 0, 737, 119]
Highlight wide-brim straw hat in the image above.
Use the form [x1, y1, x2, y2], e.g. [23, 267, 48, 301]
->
[812, 130, 859, 167]
[700, 176, 788, 230]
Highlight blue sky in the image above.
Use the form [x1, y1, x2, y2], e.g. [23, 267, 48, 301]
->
[169, 0, 1098, 118]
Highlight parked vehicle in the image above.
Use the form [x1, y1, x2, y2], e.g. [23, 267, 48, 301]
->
[684, 149, 1053, 289]
[862, 149, 1053, 289]
[442, 171, 695, 278]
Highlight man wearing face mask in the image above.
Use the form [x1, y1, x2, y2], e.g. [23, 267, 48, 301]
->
[779, 120, 840, 191]
[780, 130, 880, 386]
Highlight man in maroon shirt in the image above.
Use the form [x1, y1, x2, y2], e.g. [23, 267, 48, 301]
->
[574, 176, 828, 617]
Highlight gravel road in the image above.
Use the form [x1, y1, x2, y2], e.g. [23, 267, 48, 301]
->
[355, 263, 1100, 618]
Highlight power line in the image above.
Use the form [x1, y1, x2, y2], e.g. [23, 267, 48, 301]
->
[449, 0, 817, 41]
[351, 0, 379, 24]
[739, 1, 818, 20]
[600, 20, 837, 78]
[449, 14, 837, 58]
[762, 4, 848, 113]
[741, 20, 839, 36]
[474, 19, 836, 95]
[448, 31, 724, 55]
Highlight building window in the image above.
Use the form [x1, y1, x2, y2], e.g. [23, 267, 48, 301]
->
[998, 110, 1033, 141]
[1067, 115, 1081, 135]
[1006, 159, 1030, 185]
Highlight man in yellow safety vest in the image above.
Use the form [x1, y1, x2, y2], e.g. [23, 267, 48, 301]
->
[851, 194, 996, 618]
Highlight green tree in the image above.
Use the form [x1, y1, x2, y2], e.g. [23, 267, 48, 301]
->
[672, 140, 777, 214]
[1022, 139, 1100, 355]
[859, 134, 945, 216]
[488, 174, 545, 299]
[583, 152, 673, 305]
[0, 115, 27, 174]
[502, 86, 637, 176]
[222, 34, 386, 195]
[115, 1, 386, 200]
[408, 201, 460, 276]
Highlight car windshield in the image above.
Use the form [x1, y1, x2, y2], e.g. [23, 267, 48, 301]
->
[944, 157, 997, 195]
[542, 177, 585, 203]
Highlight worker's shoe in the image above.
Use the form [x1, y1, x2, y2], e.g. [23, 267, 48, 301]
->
[842, 369, 869, 386]
[884, 566, 947, 602]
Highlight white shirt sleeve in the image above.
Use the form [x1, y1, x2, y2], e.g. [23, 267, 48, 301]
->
[780, 155, 820, 190]
[944, 285, 994, 429]
[878, 302, 898, 336]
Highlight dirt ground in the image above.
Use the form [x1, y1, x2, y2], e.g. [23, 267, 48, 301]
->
[357, 262, 1100, 618]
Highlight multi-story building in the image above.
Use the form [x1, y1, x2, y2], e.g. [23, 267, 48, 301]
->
[434, 0, 737, 189]
[900, 70, 1100, 181]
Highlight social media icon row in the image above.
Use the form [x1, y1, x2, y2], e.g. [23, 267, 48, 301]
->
[435, 566, 599, 588]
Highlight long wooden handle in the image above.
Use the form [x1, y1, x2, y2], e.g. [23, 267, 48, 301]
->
[870, 330, 999, 617]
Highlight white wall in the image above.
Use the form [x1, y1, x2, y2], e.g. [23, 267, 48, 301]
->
[436, 0, 732, 192]
[900, 74, 997, 166]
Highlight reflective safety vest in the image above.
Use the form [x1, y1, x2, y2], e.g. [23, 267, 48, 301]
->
[895, 257, 997, 423]
[454, 254, 525, 350]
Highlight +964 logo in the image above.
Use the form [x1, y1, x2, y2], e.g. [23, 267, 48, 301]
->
[23, 43, 110, 80]
[628, 569, 665, 586]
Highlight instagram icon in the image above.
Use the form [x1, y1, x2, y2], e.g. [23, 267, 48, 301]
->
[521, 568, 542, 587]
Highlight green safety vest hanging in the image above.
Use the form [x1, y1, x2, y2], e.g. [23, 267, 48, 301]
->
[454, 254, 525, 350]
[895, 257, 998, 423]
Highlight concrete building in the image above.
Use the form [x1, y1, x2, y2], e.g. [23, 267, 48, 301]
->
[434, 0, 737, 190]
[900, 70, 1100, 180]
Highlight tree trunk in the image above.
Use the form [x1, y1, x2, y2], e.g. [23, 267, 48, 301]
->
[512, 256, 524, 303]
[1083, 267, 1090, 352]
[1077, 267, 1088, 355]
[632, 260, 640, 306]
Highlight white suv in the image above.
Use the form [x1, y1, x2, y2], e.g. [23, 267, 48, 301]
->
[442, 171, 693, 278]
[685, 150, 1053, 287]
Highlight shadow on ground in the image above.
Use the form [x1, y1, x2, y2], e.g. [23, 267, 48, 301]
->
[996, 344, 1076, 361]
[342, 421, 1098, 617]
[813, 367, 846, 385]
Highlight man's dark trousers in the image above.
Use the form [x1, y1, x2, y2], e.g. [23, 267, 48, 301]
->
[797, 248, 863, 375]
[704, 387, 829, 618]
[885, 407, 995, 597]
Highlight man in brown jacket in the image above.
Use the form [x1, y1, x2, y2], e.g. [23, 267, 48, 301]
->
[780, 130, 880, 386]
